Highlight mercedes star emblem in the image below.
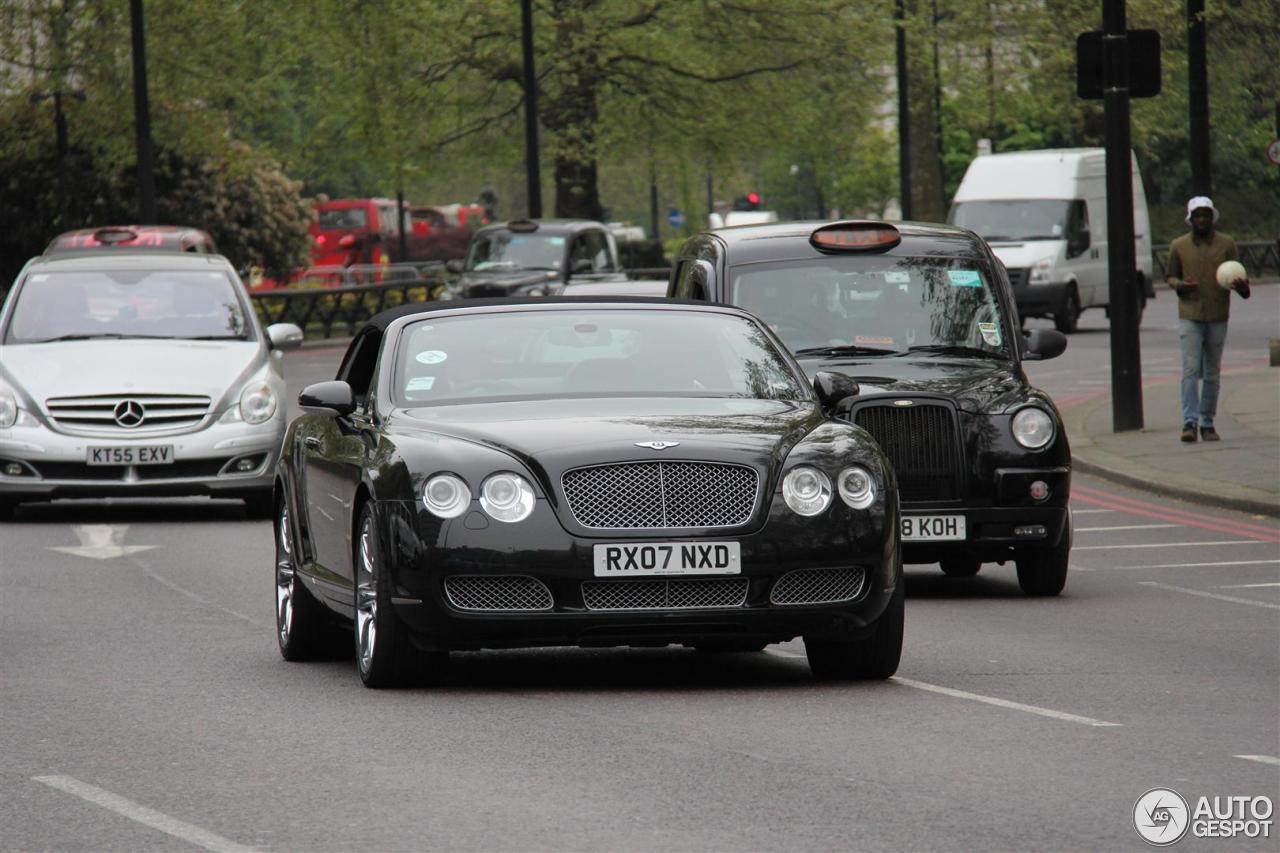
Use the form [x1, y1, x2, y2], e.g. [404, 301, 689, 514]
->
[113, 399, 146, 428]
[635, 441, 680, 451]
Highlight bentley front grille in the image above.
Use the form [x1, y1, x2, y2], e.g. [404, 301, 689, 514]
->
[45, 393, 212, 432]
[562, 461, 758, 529]
[443, 575, 554, 612]
[853, 403, 962, 501]
[770, 567, 866, 606]
[581, 578, 749, 611]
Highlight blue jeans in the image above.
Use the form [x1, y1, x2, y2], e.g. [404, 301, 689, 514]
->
[1179, 319, 1228, 427]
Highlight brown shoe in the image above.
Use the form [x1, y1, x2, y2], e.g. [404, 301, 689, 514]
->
[1200, 426, 1220, 441]
[1181, 423, 1198, 442]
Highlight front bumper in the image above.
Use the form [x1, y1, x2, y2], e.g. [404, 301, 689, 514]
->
[1013, 281, 1070, 317]
[0, 416, 283, 502]
[900, 466, 1071, 563]
[370, 497, 900, 651]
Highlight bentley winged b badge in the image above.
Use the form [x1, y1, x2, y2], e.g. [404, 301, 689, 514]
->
[635, 441, 680, 451]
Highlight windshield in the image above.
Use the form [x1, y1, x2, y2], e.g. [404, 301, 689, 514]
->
[728, 256, 1008, 357]
[949, 200, 1072, 242]
[318, 207, 368, 230]
[466, 230, 564, 272]
[5, 270, 252, 344]
[393, 309, 805, 406]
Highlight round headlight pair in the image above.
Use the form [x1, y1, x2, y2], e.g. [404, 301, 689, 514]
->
[782, 465, 876, 516]
[423, 472, 535, 522]
[1012, 407, 1055, 449]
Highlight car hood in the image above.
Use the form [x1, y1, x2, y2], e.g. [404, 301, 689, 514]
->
[454, 269, 559, 296]
[797, 356, 1028, 413]
[390, 396, 824, 478]
[0, 340, 265, 407]
[986, 239, 1063, 268]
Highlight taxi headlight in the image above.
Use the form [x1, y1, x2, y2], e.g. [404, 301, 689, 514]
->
[479, 472, 535, 522]
[0, 390, 16, 429]
[837, 466, 876, 509]
[782, 466, 832, 516]
[1012, 407, 1055, 449]
[239, 382, 277, 425]
[423, 473, 471, 518]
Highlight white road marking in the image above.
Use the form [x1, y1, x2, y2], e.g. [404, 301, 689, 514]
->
[32, 775, 257, 852]
[1074, 540, 1264, 551]
[1235, 755, 1280, 767]
[1220, 582, 1280, 589]
[1118, 560, 1280, 570]
[1076, 524, 1178, 532]
[1138, 581, 1280, 610]
[763, 650, 1120, 727]
[48, 525, 157, 560]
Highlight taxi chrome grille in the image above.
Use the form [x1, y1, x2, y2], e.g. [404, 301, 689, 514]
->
[770, 567, 866, 605]
[582, 578, 749, 611]
[562, 461, 758, 529]
[443, 575, 553, 612]
[45, 393, 212, 432]
[853, 403, 962, 501]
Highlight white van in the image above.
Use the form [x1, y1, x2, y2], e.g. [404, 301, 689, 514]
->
[948, 148, 1153, 333]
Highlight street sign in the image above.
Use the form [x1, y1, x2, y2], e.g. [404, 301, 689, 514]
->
[1076, 29, 1161, 99]
[667, 208, 685, 229]
[1267, 139, 1280, 166]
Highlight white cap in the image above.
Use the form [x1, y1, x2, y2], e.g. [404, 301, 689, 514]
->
[1185, 195, 1219, 224]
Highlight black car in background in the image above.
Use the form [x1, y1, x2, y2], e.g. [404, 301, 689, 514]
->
[274, 298, 903, 687]
[669, 220, 1073, 596]
[442, 219, 629, 299]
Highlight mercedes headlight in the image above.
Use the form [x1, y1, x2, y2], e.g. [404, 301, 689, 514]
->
[1012, 407, 1055, 449]
[239, 382, 278, 425]
[423, 473, 471, 518]
[782, 466, 832, 516]
[0, 389, 16, 429]
[837, 466, 876, 509]
[479, 472, 535, 522]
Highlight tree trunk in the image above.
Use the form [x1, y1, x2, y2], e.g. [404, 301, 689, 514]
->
[543, 3, 604, 220]
[905, 0, 946, 221]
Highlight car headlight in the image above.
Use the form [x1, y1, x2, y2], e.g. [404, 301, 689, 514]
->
[423, 473, 471, 518]
[1012, 407, 1055, 449]
[0, 390, 16, 429]
[1028, 258, 1054, 284]
[782, 466, 832, 516]
[837, 466, 876, 509]
[239, 382, 277, 425]
[479, 472, 535, 522]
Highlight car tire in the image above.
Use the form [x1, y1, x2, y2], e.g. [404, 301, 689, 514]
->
[1053, 287, 1080, 334]
[0, 500, 15, 521]
[804, 577, 904, 681]
[354, 502, 440, 688]
[939, 556, 982, 577]
[1015, 515, 1072, 597]
[244, 491, 274, 520]
[275, 499, 330, 661]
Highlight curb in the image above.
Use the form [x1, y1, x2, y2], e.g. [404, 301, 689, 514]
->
[1062, 386, 1280, 519]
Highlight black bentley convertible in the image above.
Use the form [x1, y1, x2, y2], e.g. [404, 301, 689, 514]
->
[274, 298, 902, 687]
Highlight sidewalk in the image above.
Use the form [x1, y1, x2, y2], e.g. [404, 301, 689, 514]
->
[1062, 363, 1280, 517]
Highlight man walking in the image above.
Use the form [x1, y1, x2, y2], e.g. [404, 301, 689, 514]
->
[1165, 196, 1251, 442]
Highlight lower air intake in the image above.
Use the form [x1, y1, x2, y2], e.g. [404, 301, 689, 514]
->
[582, 578, 749, 611]
[770, 567, 866, 605]
[443, 575, 554, 612]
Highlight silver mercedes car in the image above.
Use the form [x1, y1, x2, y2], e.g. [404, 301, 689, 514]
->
[0, 251, 303, 519]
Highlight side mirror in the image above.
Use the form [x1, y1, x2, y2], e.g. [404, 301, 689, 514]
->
[813, 371, 860, 412]
[445, 259, 464, 274]
[266, 322, 304, 350]
[1022, 328, 1068, 361]
[298, 380, 356, 417]
[570, 258, 593, 274]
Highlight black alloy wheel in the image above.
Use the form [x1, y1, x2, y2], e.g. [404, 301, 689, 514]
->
[275, 499, 329, 660]
[1053, 287, 1081, 334]
[939, 555, 982, 577]
[804, 556, 905, 680]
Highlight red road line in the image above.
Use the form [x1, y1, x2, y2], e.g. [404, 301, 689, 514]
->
[1071, 484, 1280, 543]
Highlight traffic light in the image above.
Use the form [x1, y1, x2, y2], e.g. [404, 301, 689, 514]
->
[733, 192, 761, 211]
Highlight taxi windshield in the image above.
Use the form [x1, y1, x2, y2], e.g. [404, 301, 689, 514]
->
[393, 309, 804, 405]
[5, 270, 252, 344]
[728, 257, 1008, 357]
[465, 230, 563, 272]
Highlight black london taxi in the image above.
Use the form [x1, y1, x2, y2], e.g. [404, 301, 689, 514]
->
[668, 220, 1073, 596]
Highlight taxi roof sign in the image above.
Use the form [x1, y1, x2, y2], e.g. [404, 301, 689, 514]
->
[810, 222, 901, 252]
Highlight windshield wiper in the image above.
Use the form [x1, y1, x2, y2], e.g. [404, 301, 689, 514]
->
[32, 333, 133, 342]
[905, 344, 1008, 360]
[793, 345, 900, 357]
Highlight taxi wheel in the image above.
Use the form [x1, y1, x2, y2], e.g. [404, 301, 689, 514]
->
[1053, 287, 1080, 334]
[275, 500, 328, 661]
[804, 581, 904, 681]
[354, 503, 442, 688]
[1015, 545, 1069, 596]
[243, 491, 274, 520]
[939, 556, 981, 577]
